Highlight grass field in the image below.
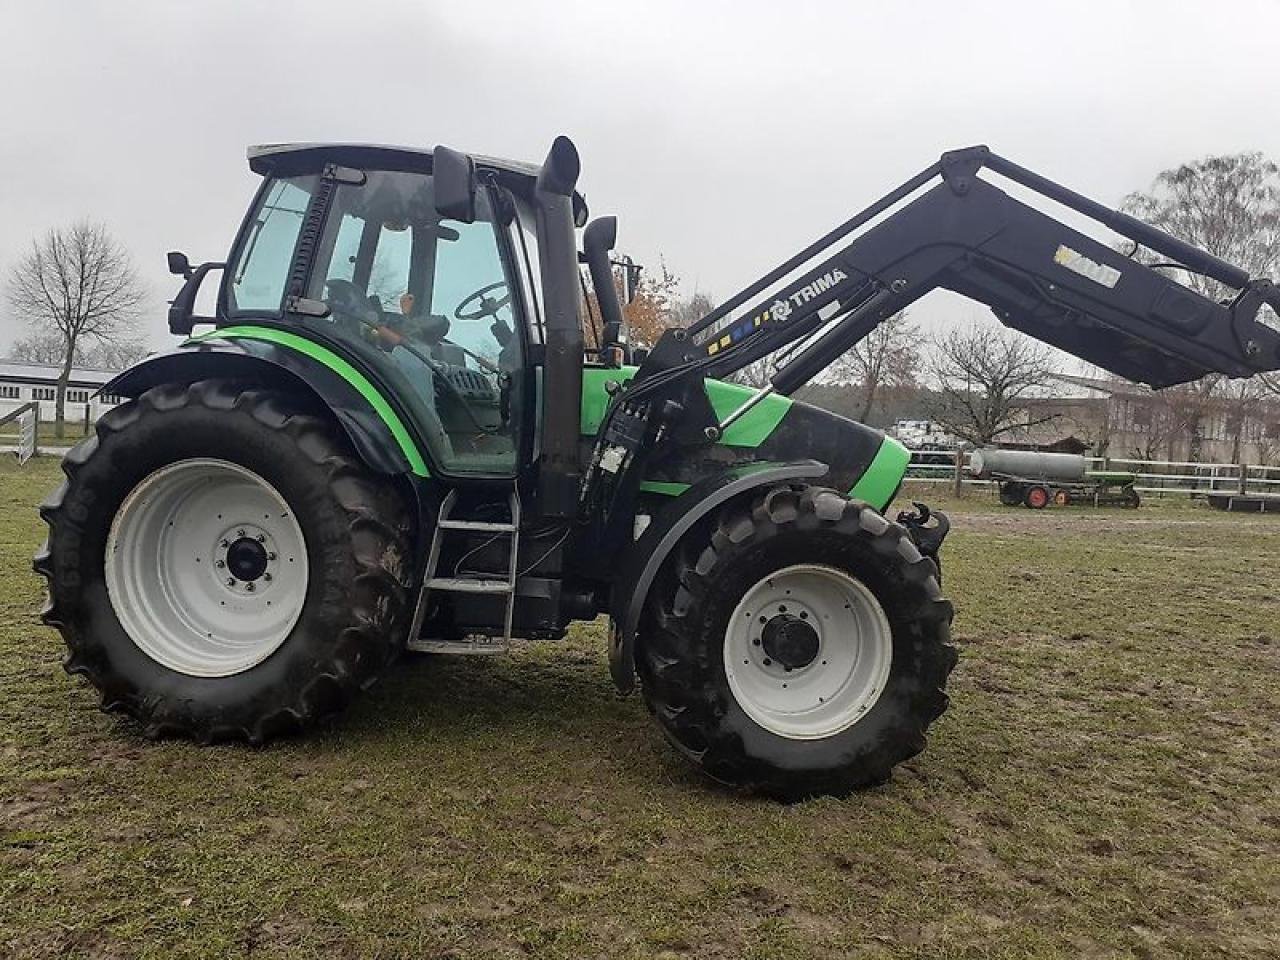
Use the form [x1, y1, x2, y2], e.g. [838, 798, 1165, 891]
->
[2, 457, 1278, 959]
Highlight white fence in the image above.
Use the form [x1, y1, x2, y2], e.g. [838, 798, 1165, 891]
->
[905, 448, 1280, 498]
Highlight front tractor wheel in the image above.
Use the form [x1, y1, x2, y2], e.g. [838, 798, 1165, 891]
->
[638, 486, 956, 800]
[34, 380, 413, 743]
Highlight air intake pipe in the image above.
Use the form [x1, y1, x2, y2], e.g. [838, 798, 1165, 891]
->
[583, 216, 624, 357]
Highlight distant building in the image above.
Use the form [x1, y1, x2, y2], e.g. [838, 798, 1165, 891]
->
[0, 359, 125, 424]
[1012, 374, 1280, 465]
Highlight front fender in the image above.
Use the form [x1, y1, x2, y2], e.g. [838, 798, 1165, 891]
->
[103, 336, 426, 476]
[608, 459, 829, 693]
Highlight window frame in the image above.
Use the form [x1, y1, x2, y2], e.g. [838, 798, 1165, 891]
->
[218, 174, 318, 322]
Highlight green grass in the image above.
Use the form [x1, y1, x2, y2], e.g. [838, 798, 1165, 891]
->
[2, 456, 1278, 958]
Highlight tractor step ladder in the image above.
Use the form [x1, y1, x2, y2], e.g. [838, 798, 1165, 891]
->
[406, 487, 520, 655]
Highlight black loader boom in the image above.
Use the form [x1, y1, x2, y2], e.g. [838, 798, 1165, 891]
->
[583, 145, 1280, 525]
[694, 146, 1279, 389]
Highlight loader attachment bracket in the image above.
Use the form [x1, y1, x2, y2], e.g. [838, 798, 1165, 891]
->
[896, 502, 950, 572]
[940, 145, 988, 196]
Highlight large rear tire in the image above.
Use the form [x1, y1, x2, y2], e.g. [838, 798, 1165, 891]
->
[637, 485, 955, 800]
[34, 380, 414, 743]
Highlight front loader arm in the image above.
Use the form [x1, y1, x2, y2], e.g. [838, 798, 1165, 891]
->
[684, 146, 1280, 394]
[581, 146, 1280, 547]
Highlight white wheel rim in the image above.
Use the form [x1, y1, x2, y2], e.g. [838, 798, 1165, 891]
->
[724, 563, 893, 739]
[104, 458, 309, 678]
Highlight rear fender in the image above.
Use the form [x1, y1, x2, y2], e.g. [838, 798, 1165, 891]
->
[609, 459, 829, 693]
[103, 338, 422, 476]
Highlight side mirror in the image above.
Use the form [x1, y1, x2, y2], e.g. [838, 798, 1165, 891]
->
[618, 257, 643, 305]
[432, 145, 476, 224]
[166, 251, 192, 279]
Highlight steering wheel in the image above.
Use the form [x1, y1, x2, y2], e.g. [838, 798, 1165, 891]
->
[454, 281, 511, 322]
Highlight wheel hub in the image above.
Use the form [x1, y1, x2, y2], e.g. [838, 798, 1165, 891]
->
[225, 536, 269, 582]
[104, 458, 309, 678]
[723, 564, 894, 740]
[761, 613, 820, 670]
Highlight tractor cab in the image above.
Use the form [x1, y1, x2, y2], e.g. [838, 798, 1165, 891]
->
[168, 142, 596, 486]
[226, 145, 548, 478]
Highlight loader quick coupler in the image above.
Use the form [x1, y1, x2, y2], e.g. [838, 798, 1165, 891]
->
[897, 502, 950, 567]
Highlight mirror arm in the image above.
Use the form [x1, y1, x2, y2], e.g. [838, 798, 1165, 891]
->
[167, 262, 225, 336]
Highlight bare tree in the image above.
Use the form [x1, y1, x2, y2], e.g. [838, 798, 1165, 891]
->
[10, 329, 71, 365]
[6, 221, 147, 437]
[9, 330, 147, 370]
[1122, 153, 1280, 456]
[80, 339, 151, 370]
[827, 310, 919, 422]
[1122, 153, 1280, 301]
[926, 322, 1057, 445]
[730, 351, 782, 389]
[667, 290, 715, 330]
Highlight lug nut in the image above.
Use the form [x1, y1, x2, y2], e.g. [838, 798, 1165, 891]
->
[226, 577, 236, 586]
[263, 573, 272, 582]
[257, 533, 266, 542]
[220, 539, 229, 548]
[245, 582, 256, 592]
[215, 559, 225, 569]
[267, 552, 276, 561]
[236, 529, 246, 538]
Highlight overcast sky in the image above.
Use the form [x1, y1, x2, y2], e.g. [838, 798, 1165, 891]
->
[2, 0, 1280, 356]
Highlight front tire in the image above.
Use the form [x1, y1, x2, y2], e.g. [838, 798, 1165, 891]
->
[637, 485, 955, 799]
[34, 380, 413, 743]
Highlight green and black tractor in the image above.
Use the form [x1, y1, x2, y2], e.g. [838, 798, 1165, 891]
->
[35, 137, 1280, 798]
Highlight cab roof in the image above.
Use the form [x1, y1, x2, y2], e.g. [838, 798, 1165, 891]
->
[246, 142, 586, 209]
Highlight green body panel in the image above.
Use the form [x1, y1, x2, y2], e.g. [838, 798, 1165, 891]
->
[580, 366, 792, 446]
[583, 367, 909, 512]
[848, 436, 910, 510]
[638, 479, 693, 496]
[185, 325, 431, 477]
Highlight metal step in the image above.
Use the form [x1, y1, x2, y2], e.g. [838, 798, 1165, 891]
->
[425, 576, 511, 594]
[408, 487, 523, 651]
[437, 519, 517, 533]
[407, 636, 509, 655]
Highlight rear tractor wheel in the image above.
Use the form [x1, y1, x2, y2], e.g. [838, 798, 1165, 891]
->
[638, 485, 956, 799]
[34, 380, 413, 743]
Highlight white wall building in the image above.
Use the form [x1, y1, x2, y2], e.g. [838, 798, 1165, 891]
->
[0, 359, 125, 425]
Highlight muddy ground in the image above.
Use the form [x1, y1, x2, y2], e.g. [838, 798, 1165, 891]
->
[3, 459, 1277, 959]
